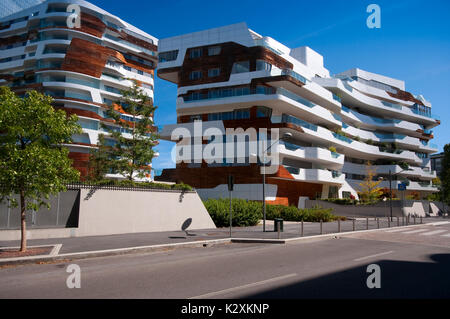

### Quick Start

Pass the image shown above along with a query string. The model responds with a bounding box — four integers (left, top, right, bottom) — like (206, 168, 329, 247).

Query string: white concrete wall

(0, 189, 216, 240)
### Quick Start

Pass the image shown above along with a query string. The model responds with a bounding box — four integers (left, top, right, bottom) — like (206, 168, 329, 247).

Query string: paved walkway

(0, 217, 445, 256)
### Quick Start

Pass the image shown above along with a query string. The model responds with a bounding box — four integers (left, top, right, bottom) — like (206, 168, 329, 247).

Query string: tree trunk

(20, 189, 27, 252)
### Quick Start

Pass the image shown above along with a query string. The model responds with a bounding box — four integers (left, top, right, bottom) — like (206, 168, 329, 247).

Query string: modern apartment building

(0, 0, 158, 180)
(0, 0, 45, 19)
(156, 23, 440, 206)
(431, 152, 445, 178)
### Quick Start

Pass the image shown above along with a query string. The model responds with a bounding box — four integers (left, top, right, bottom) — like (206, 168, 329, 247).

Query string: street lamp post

(259, 132, 292, 232)
(385, 168, 411, 221)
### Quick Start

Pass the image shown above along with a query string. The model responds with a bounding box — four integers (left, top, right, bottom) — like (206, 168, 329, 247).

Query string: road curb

(1, 221, 445, 266)
(0, 238, 232, 266)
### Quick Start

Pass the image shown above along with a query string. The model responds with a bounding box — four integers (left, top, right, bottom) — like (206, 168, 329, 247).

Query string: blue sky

(90, 0, 450, 172)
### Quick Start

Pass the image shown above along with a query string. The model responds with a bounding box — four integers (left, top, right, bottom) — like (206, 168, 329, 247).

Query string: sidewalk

(0, 217, 446, 265)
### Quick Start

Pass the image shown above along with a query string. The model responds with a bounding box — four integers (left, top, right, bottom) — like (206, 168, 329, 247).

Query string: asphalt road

(1, 222, 449, 299)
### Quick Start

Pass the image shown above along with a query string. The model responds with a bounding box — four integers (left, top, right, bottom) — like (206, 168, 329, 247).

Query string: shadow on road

(243, 254, 450, 299)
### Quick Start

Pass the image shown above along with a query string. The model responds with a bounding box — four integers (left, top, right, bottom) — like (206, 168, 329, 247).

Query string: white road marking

(50, 244, 62, 256)
(441, 233, 450, 237)
(420, 230, 448, 236)
(354, 251, 394, 262)
(431, 221, 450, 226)
(400, 229, 431, 234)
(189, 273, 298, 299)
(384, 228, 412, 233)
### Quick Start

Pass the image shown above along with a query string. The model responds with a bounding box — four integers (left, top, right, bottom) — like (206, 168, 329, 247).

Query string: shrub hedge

(80, 179, 193, 191)
(203, 199, 342, 227)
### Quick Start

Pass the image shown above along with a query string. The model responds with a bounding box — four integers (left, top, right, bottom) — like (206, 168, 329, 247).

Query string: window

(189, 70, 202, 80)
(138, 70, 144, 75)
(256, 106, 272, 118)
(208, 68, 220, 77)
(190, 115, 202, 122)
(208, 46, 221, 56)
(190, 48, 202, 59)
(256, 60, 272, 71)
(231, 61, 249, 74)
(124, 66, 132, 71)
(234, 109, 250, 120)
(342, 191, 352, 199)
(142, 83, 153, 90)
(158, 50, 178, 62)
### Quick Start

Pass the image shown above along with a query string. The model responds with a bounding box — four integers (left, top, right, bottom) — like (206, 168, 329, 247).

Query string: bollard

(338, 219, 341, 233)
(420, 216, 423, 224)
(388, 217, 391, 228)
(301, 220, 304, 237)
(352, 219, 356, 231)
(402, 216, 405, 226)
(278, 224, 281, 239)
(397, 216, 399, 227)
(414, 216, 416, 225)
(377, 218, 379, 229)
(366, 217, 369, 230)
(320, 220, 323, 235)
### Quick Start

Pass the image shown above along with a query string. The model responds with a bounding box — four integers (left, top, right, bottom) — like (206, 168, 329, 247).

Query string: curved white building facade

(156, 23, 440, 205)
(0, 0, 158, 180)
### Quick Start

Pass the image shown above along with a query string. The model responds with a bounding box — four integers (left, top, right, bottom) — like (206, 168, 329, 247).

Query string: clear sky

(89, 0, 450, 172)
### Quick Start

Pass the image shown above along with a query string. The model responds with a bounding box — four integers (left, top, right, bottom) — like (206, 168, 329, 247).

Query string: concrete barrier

(0, 188, 215, 240)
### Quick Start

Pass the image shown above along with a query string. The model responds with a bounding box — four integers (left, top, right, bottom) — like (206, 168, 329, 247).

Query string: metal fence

(0, 190, 80, 230)
(66, 181, 196, 193)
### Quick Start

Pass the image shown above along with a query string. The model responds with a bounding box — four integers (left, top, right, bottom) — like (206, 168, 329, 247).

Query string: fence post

(338, 219, 341, 233)
(301, 220, 304, 237)
(377, 218, 379, 229)
(366, 217, 369, 230)
(388, 216, 390, 228)
(414, 216, 416, 225)
(320, 220, 323, 235)
(353, 219, 356, 231)
(402, 216, 405, 226)
(397, 216, 399, 227)
(420, 216, 423, 224)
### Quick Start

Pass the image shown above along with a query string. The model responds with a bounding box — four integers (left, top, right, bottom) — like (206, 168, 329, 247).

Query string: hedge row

(203, 199, 341, 227)
(80, 179, 193, 191)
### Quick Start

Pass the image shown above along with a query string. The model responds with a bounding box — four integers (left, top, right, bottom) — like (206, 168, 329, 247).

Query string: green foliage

(87, 134, 111, 181)
(0, 87, 81, 211)
(202, 199, 341, 227)
(441, 143, 450, 205)
(98, 80, 158, 181)
(203, 198, 262, 227)
(265, 204, 339, 222)
(328, 146, 337, 153)
(358, 162, 383, 203)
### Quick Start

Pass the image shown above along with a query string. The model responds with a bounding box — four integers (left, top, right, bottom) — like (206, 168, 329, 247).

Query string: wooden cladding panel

(156, 165, 322, 206)
(387, 89, 424, 105)
(178, 42, 293, 87)
(61, 38, 125, 78)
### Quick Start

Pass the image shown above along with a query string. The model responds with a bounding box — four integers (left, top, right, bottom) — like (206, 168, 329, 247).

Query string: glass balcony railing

(254, 39, 284, 55)
(281, 69, 308, 84)
(381, 101, 403, 110)
(332, 132, 353, 144)
(281, 114, 318, 132)
(284, 166, 300, 175)
(374, 133, 406, 140)
(332, 94, 341, 102)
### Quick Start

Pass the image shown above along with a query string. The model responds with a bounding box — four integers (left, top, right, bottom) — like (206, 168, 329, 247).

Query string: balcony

(283, 166, 346, 185)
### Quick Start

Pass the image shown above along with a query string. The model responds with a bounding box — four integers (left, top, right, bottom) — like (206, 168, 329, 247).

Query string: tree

(87, 134, 111, 181)
(0, 87, 81, 252)
(440, 143, 450, 205)
(358, 162, 383, 203)
(99, 80, 158, 181)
